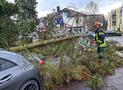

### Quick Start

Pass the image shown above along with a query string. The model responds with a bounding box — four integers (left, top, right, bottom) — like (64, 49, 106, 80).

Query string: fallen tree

(8, 35, 123, 90)
(27, 42, 123, 90)
(9, 35, 81, 51)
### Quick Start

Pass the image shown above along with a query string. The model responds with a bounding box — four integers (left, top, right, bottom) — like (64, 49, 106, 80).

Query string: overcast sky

(7, 0, 122, 17)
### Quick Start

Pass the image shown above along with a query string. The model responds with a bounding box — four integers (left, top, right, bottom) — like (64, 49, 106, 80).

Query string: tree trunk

(9, 35, 81, 51)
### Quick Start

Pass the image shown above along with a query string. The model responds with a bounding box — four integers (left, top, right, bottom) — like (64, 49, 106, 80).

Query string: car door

(0, 58, 23, 90)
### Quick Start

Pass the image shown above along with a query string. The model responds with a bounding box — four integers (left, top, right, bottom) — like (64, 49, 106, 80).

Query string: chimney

(57, 6, 60, 12)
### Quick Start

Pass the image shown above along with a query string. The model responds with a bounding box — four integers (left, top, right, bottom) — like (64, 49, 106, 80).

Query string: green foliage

(15, 0, 37, 43)
(0, 17, 18, 48)
(32, 39, 77, 57)
(27, 40, 123, 89)
(36, 61, 64, 90)
(76, 46, 121, 77)
(0, 0, 18, 48)
(0, 0, 18, 16)
(0, 0, 38, 47)
(89, 61, 115, 76)
(17, 19, 36, 36)
(89, 74, 103, 89)
(62, 64, 91, 82)
(29, 40, 91, 89)
(15, 0, 37, 19)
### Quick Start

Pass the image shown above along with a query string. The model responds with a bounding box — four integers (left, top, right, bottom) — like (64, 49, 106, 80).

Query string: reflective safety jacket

(95, 28, 106, 47)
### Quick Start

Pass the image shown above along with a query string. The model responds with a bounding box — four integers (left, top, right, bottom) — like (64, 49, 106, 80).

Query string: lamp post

(120, 0, 123, 32)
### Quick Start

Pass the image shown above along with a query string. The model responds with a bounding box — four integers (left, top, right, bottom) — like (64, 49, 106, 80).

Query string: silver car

(0, 49, 42, 90)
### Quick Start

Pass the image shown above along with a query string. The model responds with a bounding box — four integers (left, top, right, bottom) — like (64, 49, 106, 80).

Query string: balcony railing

(112, 16, 116, 21)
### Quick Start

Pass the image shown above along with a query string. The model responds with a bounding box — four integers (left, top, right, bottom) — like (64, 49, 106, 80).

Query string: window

(0, 58, 16, 72)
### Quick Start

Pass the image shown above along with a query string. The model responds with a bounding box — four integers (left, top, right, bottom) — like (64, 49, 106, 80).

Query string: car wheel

(20, 80, 39, 90)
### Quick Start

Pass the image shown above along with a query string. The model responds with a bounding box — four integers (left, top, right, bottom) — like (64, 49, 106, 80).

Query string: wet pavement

(57, 68, 123, 90)
(106, 36, 123, 47)
(101, 68, 123, 90)
(56, 80, 91, 90)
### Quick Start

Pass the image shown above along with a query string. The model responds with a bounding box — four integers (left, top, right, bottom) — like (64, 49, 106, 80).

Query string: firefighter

(94, 22, 107, 60)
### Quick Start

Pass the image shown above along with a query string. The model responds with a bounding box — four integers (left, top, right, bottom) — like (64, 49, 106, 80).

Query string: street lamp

(121, 0, 123, 32)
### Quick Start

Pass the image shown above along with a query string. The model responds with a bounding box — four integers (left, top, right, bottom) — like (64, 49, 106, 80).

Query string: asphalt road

(106, 36, 123, 46)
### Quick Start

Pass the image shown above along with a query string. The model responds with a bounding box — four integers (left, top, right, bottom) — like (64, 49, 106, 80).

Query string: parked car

(105, 31, 122, 37)
(0, 49, 43, 90)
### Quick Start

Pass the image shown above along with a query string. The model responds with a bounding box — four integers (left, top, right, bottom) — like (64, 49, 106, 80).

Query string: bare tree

(85, 1, 99, 30)
(86, 1, 98, 14)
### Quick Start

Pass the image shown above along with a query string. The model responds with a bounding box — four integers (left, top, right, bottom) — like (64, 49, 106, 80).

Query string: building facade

(37, 6, 107, 35)
(108, 7, 123, 32)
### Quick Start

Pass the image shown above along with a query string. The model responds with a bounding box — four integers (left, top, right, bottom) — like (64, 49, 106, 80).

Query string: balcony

(112, 16, 116, 21)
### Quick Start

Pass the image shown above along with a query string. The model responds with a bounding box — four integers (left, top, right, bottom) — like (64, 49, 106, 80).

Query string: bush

(89, 74, 103, 89)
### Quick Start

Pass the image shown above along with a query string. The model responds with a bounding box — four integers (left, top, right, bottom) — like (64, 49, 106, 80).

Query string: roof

(61, 8, 86, 17)
(47, 8, 86, 18)
(87, 14, 104, 16)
